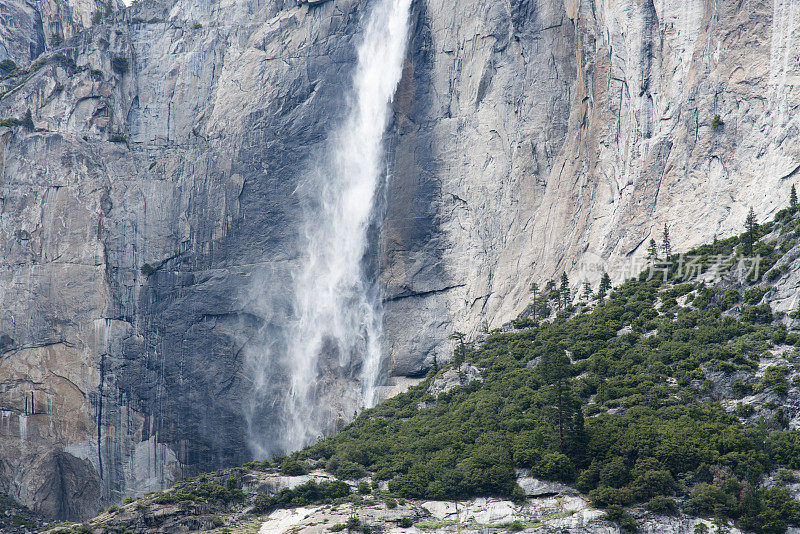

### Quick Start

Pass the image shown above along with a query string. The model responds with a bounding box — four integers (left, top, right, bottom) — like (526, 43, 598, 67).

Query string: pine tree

(22, 109, 34, 130)
(530, 282, 539, 321)
(581, 281, 592, 301)
(744, 207, 757, 256)
(791, 185, 798, 210)
(647, 238, 659, 264)
(449, 332, 466, 366)
(540, 345, 572, 451)
(545, 279, 558, 309)
(560, 272, 570, 309)
(662, 224, 672, 260)
(599, 272, 612, 297)
(566, 407, 589, 462)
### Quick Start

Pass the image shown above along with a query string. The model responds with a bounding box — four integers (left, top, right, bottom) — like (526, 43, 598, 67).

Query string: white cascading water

(277, 0, 413, 452)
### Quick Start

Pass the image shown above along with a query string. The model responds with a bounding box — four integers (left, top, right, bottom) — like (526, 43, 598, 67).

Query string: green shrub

(745, 287, 768, 305)
(111, 56, 129, 74)
(327, 458, 366, 480)
(152, 491, 195, 504)
(646, 495, 677, 514)
(0, 59, 16, 73)
(732, 379, 750, 398)
(251, 480, 350, 515)
(280, 459, 309, 476)
(52, 53, 76, 69)
(719, 289, 740, 310)
(774, 468, 797, 485)
(686, 484, 730, 517)
(0, 109, 31, 129)
(629, 470, 675, 501)
(589, 486, 620, 508)
(510, 483, 526, 504)
(534, 452, 575, 482)
(598, 457, 629, 488)
(762, 366, 789, 396)
(742, 304, 773, 324)
(605, 504, 637, 532)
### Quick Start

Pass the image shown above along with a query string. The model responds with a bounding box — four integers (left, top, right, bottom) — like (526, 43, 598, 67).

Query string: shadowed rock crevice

(382, 0, 452, 379)
(32, 452, 101, 521)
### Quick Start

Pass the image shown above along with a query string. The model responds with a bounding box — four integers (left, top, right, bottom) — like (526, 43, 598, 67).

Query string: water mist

(246, 0, 413, 456)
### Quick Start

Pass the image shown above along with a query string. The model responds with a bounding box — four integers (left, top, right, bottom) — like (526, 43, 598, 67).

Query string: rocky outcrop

(45, 466, 748, 534)
(0, 0, 110, 66)
(516, 471, 575, 497)
(427, 363, 482, 396)
(2, 0, 800, 521)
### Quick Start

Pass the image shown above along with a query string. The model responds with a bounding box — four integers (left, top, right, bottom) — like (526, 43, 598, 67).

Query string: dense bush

(280, 459, 309, 476)
(111, 56, 129, 74)
(760, 366, 789, 396)
(151, 480, 244, 505)
(252, 480, 350, 514)
(0, 59, 16, 73)
(646, 495, 677, 514)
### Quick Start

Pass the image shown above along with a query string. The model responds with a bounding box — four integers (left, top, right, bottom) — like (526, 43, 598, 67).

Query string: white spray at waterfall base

(271, 0, 412, 453)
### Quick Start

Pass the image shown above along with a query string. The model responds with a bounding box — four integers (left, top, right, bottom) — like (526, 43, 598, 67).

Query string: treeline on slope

(0, 494, 39, 532)
(48, 472, 366, 534)
(285, 199, 800, 533)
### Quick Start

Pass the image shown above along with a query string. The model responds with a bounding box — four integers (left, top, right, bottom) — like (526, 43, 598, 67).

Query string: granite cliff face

(386, 0, 800, 372)
(0, 0, 799, 521)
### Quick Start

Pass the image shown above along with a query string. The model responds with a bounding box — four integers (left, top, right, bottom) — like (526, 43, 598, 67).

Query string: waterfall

(282, 0, 413, 452)
(247, 0, 413, 455)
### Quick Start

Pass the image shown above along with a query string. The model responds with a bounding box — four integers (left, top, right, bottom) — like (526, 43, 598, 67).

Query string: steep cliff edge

(0, 0, 799, 521)
(385, 0, 800, 372)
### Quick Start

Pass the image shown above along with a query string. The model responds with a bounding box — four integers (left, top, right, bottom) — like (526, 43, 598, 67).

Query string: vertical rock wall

(383, 0, 800, 372)
(0, 0, 369, 518)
